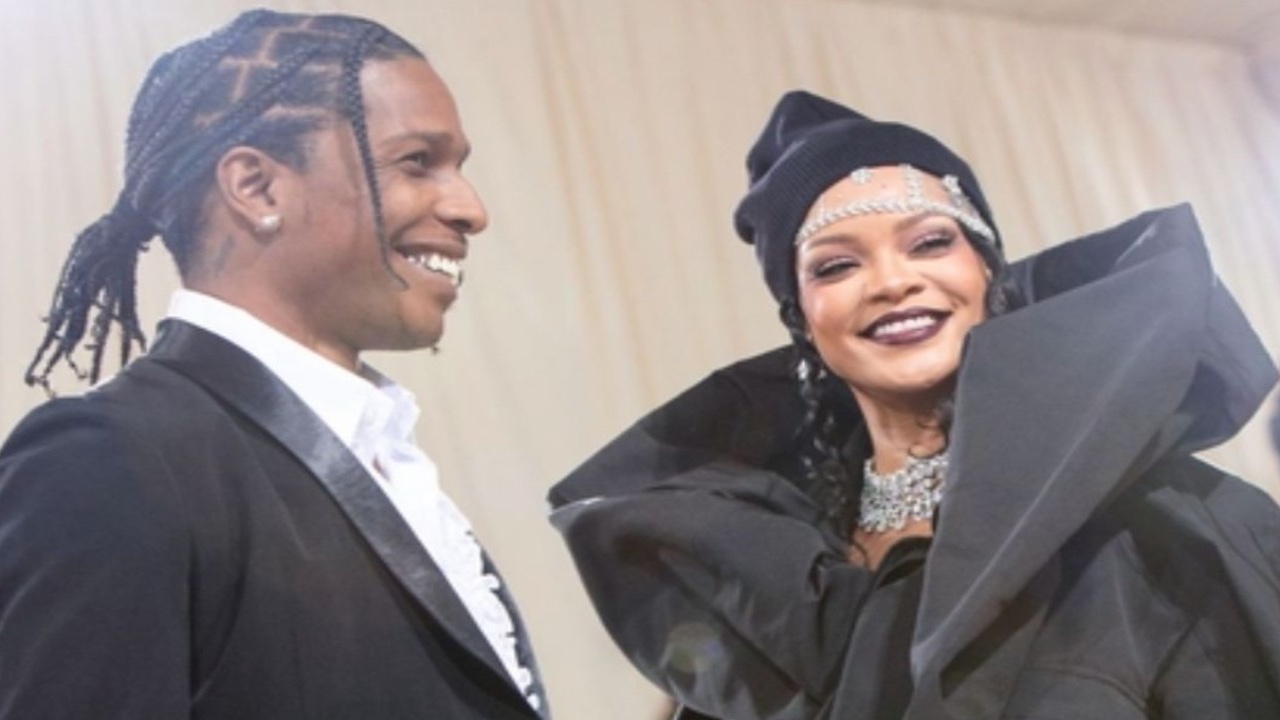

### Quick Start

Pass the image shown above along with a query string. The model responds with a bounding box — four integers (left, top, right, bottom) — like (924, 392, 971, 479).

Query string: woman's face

(795, 166, 989, 411)
(263, 56, 488, 367)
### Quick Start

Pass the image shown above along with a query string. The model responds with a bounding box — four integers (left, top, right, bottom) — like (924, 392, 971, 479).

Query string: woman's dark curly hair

(25, 9, 424, 392)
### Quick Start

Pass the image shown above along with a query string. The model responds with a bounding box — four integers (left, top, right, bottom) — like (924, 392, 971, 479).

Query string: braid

(24, 199, 153, 392)
(126, 11, 266, 187)
(26, 10, 425, 392)
(778, 297, 864, 534)
(340, 25, 405, 287)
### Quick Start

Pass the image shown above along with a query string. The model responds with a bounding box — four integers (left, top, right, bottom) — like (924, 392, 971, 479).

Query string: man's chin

(369, 322, 446, 355)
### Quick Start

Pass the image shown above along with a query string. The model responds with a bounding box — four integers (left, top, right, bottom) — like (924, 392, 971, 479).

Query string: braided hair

(782, 229, 1018, 535)
(25, 9, 424, 392)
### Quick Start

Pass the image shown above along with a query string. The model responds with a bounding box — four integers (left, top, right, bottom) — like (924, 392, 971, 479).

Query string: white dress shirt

(166, 289, 539, 711)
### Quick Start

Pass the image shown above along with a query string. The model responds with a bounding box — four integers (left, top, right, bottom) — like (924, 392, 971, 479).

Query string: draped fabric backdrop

(3, 0, 1279, 717)
(1252, 12, 1280, 118)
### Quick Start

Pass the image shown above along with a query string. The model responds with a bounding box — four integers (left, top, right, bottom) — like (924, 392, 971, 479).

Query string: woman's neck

(855, 390, 949, 473)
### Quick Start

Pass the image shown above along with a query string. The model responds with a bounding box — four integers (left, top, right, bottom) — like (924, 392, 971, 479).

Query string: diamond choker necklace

(857, 451, 949, 533)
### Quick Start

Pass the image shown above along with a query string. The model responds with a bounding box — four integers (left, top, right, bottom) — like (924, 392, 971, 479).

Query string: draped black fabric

(550, 204, 1280, 719)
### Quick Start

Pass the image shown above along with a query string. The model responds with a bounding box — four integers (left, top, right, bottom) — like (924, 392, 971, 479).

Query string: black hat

(733, 90, 1001, 304)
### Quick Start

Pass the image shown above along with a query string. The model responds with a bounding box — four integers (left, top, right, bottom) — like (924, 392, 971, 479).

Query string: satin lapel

(146, 320, 511, 684)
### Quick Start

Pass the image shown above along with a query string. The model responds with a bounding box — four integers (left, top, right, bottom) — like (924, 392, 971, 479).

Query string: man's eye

(400, 151, 433, 170)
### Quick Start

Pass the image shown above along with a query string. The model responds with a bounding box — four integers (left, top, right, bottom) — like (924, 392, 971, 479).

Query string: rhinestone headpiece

(795, 165, 995, 245)
(857, 450, 948, 533)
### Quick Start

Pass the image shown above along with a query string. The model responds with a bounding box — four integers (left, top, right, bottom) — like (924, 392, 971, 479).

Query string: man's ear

(214, 146, 285, 236)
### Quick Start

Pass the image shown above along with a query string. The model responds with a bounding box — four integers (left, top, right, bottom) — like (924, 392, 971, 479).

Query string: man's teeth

(407, 252, 462, 286)
(872, 314, 937, 338)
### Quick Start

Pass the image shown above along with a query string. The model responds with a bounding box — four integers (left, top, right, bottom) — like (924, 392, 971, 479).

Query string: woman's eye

(912, 231, 956, 254)
(810, 257, 858, 279)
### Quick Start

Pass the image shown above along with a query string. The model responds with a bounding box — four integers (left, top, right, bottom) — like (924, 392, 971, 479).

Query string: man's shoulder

(2, 354, 221, 464)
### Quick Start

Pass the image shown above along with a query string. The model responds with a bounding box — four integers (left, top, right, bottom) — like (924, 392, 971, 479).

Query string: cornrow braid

(25, 10, 425, 392)
(125, 11, 267, 191)
(340, 24, 406, 288)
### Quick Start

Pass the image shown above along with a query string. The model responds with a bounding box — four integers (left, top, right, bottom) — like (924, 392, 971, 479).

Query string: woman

(549, 91, 1280, 719)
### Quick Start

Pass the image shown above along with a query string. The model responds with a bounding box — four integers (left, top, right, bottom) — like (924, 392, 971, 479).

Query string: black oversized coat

(550, 205, 1280, 719)
(0, 321, 547, 719)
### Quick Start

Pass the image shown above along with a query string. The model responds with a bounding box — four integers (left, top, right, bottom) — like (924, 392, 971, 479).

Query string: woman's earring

(256, 214, 282, 234)
(796, 357, 812, 382)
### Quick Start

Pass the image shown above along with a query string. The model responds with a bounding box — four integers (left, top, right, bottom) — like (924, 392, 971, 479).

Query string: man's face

(264, 57, 488, 369)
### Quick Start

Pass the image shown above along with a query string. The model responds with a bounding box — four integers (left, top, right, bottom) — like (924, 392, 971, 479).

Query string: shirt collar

(164, 289, 418, 450)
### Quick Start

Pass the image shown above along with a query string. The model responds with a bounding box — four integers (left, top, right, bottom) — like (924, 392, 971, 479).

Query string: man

(0, 10, 546, 719)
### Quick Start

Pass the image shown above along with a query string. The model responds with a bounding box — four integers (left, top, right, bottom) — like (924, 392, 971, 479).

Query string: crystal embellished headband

(795, 164, 996, 245)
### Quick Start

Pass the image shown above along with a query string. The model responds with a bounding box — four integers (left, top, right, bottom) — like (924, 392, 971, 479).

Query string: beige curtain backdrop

(1251, 11, 1280, 116)
(3, 0, 1279, 717)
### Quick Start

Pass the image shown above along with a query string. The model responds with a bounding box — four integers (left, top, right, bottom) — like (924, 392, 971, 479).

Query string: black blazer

(0, 320, 547, 719)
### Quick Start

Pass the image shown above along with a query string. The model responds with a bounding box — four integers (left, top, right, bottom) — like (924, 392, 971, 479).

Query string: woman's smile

(860, 307, 950, 345)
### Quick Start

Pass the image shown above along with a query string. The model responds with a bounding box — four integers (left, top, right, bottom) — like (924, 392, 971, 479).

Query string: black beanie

(733, 90, 1002, 304)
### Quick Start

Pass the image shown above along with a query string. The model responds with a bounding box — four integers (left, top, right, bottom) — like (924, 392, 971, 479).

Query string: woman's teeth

(872, 314, 936, 338)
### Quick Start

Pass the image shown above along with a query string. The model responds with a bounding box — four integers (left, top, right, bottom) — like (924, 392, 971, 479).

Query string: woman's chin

(850, 370, 958, 414)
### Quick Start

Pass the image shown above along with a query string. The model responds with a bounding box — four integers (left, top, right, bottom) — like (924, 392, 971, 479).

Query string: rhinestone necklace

(857, 452, 949, 533)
